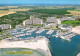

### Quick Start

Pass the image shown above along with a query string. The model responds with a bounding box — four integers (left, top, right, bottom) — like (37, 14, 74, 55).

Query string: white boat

(25, 32, 31, 35)
(53, 35, 58, 38)
(60, 36, 65, 39)
(60, 35, 72, 41)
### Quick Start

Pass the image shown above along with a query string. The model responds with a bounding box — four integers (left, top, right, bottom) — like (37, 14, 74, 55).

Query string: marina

(8, 29, 77, 41)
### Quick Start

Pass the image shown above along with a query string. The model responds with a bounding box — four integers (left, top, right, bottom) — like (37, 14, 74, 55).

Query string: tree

(0, 28, 2, 32)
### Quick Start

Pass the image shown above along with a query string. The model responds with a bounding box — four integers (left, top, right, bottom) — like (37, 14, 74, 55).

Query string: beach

(0, 37, 52, 56)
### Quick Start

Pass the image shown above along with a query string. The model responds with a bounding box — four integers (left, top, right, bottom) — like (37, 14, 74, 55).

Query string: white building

(46, 17, 57, 23)
(59, 24, 72, 30)
(23, 19, 32, 25)
(16, 25, 23, 29)
(30, 15, 35, 19)
(0, 24, 11, 30)
(56, 19, 61, 24)
(59, 17, 75, 21)
(33, 18, 43, 25)
(46, 17, 61, 24)
(45, 23, 57, 29)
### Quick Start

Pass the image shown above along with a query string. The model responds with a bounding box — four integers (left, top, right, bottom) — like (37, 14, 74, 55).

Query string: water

(8, 29, 80, 56)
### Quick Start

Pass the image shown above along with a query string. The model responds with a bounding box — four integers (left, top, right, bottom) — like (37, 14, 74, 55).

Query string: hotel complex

(23, 16, 43, 26)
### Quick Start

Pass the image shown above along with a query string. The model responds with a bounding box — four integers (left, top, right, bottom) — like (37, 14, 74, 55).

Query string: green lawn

(62, 20, 80, 27)
(32, 24, 44, 27)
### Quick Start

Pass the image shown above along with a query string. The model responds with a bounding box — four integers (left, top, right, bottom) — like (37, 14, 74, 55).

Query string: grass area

(0, 38, 2, 40)
(32, 24, 44, 27)
(0, 10, 9, 12)
(0, 30, 4, 33)
(68, 10, 80, 11)
(62, 20, 80, 27)
(6, 34, 13, 38)
(0, 30, 13, 40)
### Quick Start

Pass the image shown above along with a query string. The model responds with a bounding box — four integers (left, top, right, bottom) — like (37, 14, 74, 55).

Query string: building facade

(33, 18, 43, 25)
(59, 24, 72, 30)
(23, 18, 43, 26)
(59, 17, 75, 21)
(46, 17, 57, 23)
(0, 24, 11, 30)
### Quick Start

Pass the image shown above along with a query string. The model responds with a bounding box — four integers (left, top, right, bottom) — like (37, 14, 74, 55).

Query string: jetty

(27, 29, 36, 32)
(36, 29, 45, 33)
(15, 34, 26, 37)
(60, 33, 76, 40)
(21, 29, 28, 32)
(46, 30, 54, 34)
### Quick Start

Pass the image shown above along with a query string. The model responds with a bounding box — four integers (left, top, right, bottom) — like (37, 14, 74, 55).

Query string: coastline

(0, 37, 52, 56)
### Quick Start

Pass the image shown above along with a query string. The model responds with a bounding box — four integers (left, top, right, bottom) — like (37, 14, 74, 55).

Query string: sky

(0, 0, 80, 5)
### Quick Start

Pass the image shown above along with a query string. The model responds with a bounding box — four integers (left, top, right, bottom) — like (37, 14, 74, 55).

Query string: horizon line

(0, 3, 80, 6)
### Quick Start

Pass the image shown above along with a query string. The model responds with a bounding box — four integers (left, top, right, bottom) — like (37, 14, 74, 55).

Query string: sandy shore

(72, 26, 80, 34)
(0, 38, 52, 56)
(0, 39, 48, 50)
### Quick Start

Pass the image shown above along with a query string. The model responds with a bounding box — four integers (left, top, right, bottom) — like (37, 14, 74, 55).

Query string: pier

(36, 29, 45, 33)
(27, 29, 36, 32)
(15, 34, 26, 37)
(46, 30, 54, 34)
(60, 33, 76, 40)
(21, 29, 28, 32)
